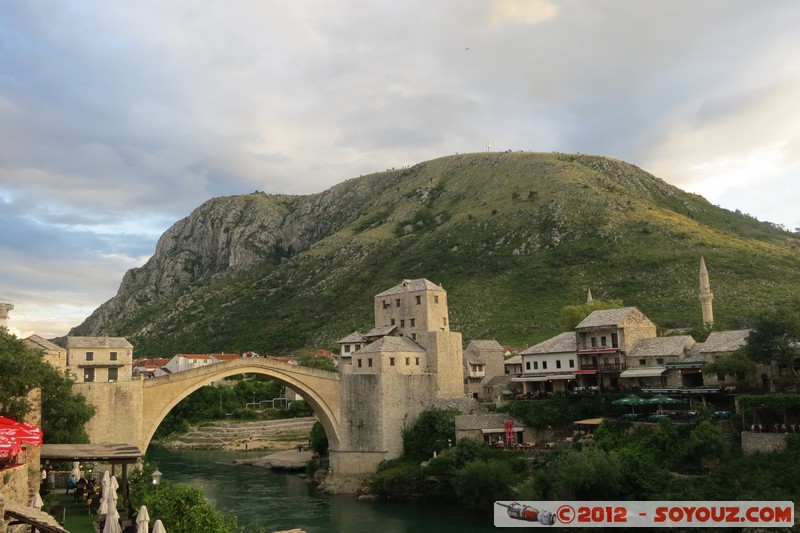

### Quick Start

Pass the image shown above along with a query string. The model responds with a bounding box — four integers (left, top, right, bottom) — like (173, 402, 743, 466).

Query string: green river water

(145, 447, 501, 533)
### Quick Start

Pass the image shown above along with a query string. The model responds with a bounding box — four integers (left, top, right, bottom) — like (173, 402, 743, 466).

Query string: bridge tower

(330, 279, 463, 476)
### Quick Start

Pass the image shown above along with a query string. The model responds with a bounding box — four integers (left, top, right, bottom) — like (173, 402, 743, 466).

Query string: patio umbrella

(98, 471, 111, 515)
(0, 416, 43, 446)
(29, 492, 44, 510)
(643, 395, 682, 412)
(135, 506, 150, 533)
(0, 435, 22, 458)
(103, 505, 122, 533)
(152, 519, 167, 533)
(611, 395, 644, 413)
(71, 461, 82, 480)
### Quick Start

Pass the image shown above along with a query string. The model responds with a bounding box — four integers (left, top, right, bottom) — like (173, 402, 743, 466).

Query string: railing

(580, 363, 626, 371)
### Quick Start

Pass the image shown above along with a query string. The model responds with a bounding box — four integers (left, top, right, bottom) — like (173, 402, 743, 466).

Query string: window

(86, 351, 94, 361)
(406, 357, 410, 366)
(108, 368, 118, 381)
(525, 361, 531, 370)
(542, 361, 548, 370)
(611, 333, 618, 348)
(110, 351, 118, 361)
(411, 333, 416, 340)
(600, 336, 607, 347)
(591, 337, 597, 348)
(639, 358, 646, 366)
(416, 296, 421, 305)
(400, 319, 405, 327)
(556, 360, 562, 369)
(410, 318, 415, 327)
(434, 295, 439, 304)
(368, 358, 373, 367)
(383, 300, 389, 309)
(656, 358, 664, 365)
(415, 357, 420, 365)
(569, 359, 575, 368)
(355, 344, 361, 351)
(344, 345, 351, 353)
(533, 361, 538, 370)
(83, 368, 95, 382)
(395, 299, 401, 307)
(443, 317, 447, 326)
(357, 359, 362, 368)
(390, 358, 395, 366)
(391, 318, 396, 325)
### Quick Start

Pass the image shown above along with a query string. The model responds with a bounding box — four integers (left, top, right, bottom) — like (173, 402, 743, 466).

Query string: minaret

(699, 257, 714, 324)
(0, 302, 13, 329)
(585, 289, 593, 305)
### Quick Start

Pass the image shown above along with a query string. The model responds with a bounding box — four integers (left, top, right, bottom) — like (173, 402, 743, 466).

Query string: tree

(452, 459, 519, 514)
(704, 350, 756, 384)
(743, 307, 800, 386)
(309, 420, 328, 455)
(402, 408, 457, 460)
(145, 483, 237, 533)
(0, 328, 94, 441)
(559, 299, 625, 330)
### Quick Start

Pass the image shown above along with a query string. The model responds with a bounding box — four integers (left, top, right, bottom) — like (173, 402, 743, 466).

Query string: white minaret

(0, 302, 13, 329)
(699, 257, 714, 325)
(585, 289, 593, 305)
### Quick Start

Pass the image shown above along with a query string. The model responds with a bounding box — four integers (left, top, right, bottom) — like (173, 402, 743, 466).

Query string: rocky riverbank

(156, 416, 316, 451)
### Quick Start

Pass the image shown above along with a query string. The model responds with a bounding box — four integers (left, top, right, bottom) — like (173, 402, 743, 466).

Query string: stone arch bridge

(76, 358, 341, 460)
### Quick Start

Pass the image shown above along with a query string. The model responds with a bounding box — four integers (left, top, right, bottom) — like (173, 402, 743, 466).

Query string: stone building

(620, 335, 696, 389)
(333, 278, 465, 476)
(24, 334, 67, 374)
(515, 332, 577, 394)
(66, 336, 133, 383)
(462, 339, 505, 400)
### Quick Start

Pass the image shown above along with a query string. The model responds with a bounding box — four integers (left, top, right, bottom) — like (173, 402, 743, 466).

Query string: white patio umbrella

(29, 492, 43, 510)
(152, 519, 167, 533)
(71, 461, 82, 480)
(135, 505, 150, 533)
(98, 472, 111, 515)
(103, 505, 122, 533)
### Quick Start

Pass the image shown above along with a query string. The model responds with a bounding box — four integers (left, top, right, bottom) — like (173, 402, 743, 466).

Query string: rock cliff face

(68, 152, 800, 355)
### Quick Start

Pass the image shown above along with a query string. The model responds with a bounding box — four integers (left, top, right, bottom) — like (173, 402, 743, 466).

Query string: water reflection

(145, 447, 493, 532)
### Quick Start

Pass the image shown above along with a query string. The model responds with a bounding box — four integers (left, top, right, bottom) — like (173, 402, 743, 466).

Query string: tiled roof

(575, 307, 639, 329)
(211, 353, 240, 361)
(455, 413, 525, 430)
(432, 397, 487, 414)
(467, 339, 505, 351)
(24, 334, 64, 351)
(337, 331, 367, 343)
(519, 332, 576, 355)
(484, 374, 513, 388)
(66, 336, 133, 349)
(696, 330, 751, 353)
(464, 350, 486, 365)
(504, 354, 522, 365)
(374, 278, 444, 297)
(356, 335, 426, 354)
(364, 325, 397, 338)
(629, 336, 695, 357)
(177, 354, 211, 360)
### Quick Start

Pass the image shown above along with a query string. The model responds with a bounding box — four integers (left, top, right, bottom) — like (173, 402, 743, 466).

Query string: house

(687, 330, 765, 389)
(620, 336, 696, 389)
(65, 336, 133, 383)
(165, 354, 213, 373)
(575, 307, 657, 390)
(24, 334, 67, 374)
(515, 332, 578, 394)
(504, 354, 523, 376)
(336, 332, 367, 362)
(462, 339, 505, 400)
(454, 413, 532, 446)
(132, 358, 170, 379)
(210, 353, 241, 363)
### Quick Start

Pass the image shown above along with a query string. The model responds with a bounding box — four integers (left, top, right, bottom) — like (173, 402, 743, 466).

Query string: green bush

(402, 408, 457, 460)
(309, 421, 328, 455)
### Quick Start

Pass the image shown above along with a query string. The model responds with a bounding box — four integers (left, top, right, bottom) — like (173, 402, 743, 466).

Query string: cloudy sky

(2, 1, 799, 339)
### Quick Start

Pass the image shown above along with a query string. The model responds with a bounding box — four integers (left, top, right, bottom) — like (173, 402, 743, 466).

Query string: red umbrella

(0, 434, 22, 458)
(0, 416, 43, 447)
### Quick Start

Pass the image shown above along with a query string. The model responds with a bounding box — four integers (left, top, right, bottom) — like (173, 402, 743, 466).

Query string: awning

(2, 499, 69, 533)
(511, 376, 548, 382)
(40, 443, 142, 463)
(0, 416, 43, 447)
(481, 428, 507, 434)
(545, 374, 575, 380)
(620, 368, 666, 378)
(575, 370, 599, 375)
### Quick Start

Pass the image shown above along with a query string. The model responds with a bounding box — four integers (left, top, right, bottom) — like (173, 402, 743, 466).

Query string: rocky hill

(68, 152, 800, 356)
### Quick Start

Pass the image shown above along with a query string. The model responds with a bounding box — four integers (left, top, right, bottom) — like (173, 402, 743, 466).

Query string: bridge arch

(140, 359, 340, 452)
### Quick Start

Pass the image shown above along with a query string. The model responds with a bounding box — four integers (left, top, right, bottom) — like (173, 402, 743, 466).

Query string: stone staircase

(161, 417, 317, 450)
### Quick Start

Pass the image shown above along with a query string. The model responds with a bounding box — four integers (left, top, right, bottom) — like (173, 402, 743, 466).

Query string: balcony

(580, 363, 626, 372)
(468, 370, 486, 378)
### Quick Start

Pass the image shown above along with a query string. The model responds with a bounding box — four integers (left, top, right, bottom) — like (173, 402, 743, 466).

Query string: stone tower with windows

(332, 279, 464, 477)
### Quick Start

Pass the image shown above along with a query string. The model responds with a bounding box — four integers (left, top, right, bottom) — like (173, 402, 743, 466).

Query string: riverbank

(155, 416, 315, 451)
(233, 448, 314, 471)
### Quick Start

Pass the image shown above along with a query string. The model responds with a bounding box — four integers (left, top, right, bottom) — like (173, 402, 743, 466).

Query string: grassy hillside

(74, 152, 800, 356)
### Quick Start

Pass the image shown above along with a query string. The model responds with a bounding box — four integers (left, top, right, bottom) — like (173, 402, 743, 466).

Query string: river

(145, 447, 498, 532)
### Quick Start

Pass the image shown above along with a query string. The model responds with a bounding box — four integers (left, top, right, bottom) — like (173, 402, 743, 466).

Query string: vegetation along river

(145, 447, 496, 533)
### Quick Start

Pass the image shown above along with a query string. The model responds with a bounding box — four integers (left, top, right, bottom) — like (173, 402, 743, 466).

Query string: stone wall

(741, 432, 795, 454)
(424, 331, 463, 398)
(75, 380, 144, 446)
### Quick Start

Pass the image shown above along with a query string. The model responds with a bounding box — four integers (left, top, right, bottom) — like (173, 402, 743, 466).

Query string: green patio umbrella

(643, 395, 682, 412)
(611, 395, 644, 413)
